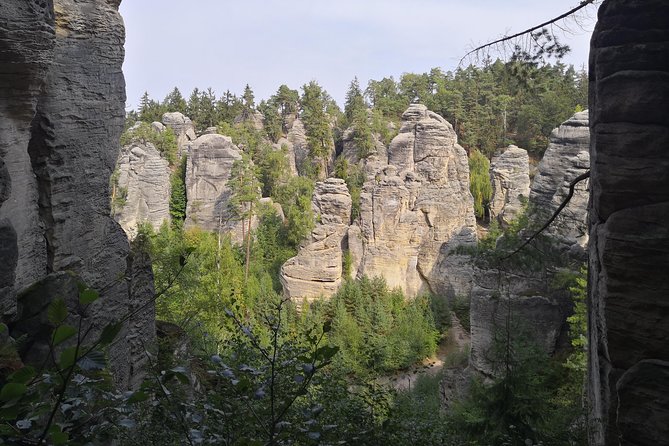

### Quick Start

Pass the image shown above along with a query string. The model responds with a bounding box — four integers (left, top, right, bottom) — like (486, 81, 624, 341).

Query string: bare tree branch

(459, 0, 598, 65)
(502, 170, 590, 260)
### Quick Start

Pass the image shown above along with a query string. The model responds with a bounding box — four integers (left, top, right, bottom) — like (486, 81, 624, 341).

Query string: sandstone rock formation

(280, 178, 351, 302)
(113, 142, 171, 238)
(0, 0, 154, 388)
(469, 111, 590, 377)
(184, 134, 246, 242)
(356, 104, 477, 298)
(530, 111, 590, 257)
(489, 145, 530, 226)
(588, 1, 669, 444)
(162, 112, 196, 157)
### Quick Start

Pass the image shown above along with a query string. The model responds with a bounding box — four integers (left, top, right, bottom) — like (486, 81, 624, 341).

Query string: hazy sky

(120, 0, 597, 110)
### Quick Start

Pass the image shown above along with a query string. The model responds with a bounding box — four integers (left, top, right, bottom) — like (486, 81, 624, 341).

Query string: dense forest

(2, 57, 589, 445)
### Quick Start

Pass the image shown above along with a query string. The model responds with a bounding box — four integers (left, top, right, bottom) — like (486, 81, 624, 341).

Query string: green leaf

(49, 425, 69, 445)
(0, 406, 19, 421)
(126, 390, 149, 404)
(47, 299, 68, 325)
(314, 345, 339, 362)
(79, 287, 99, 305)
(0, 323, 7, 334)
(98, 322, 122, 346)
(77, 350, 106, 371)
(322, 320, 332, 333)
(0, 383, 27, 401)
(59, 347, 77, 369)
(52, 324, 77, 346)
(8, 366, 36, 385)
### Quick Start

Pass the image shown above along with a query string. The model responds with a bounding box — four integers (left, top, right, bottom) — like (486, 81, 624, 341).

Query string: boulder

(489, 145, 530, 226)
(113, 142, 171, 238)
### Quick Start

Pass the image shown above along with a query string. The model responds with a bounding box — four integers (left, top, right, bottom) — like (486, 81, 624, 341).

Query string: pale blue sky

(120, 0, 597, 110)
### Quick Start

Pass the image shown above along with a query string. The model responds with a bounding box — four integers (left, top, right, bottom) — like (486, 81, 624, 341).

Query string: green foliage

(110, 166, 127, 215)
(301, 81, 335, 177)
(429, 294, 452, 335)
(256, 143, 290, 198)
(326, 277, 439, 375)
(451, 295, 471, 333)
(120, 122, 178, 165)
(469, 149, 492, 220)
(344, 77, 366, 125)
(162, 86, 188, 114)
(138, 91, 167, 123)
(169, 156, 187, 223)
(450, 321, 586, 445)
(227, 153, 261, 224)
(333, 157, 365, 221)
(379, 373, 452, 445)
(272, 176, 315, 248)
(257, 99, 282, 142)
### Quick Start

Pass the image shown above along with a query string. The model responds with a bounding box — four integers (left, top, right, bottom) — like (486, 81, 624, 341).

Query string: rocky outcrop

(530, 111, 590, 257)
(184, 134, 246, 242)
(489, 145, 530, 226)
(0, 0, 154, 389)
(280, 178, 351, 302)
(356, 105, 477, 298)
(469, 111, 590, 376)
(588, 1, 669, 444)
(162, 112, 196, 157)
(113, 142, 171, 238)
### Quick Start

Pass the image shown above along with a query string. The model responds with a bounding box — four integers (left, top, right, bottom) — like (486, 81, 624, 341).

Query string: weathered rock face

(356, 104, 477, 298)
(530, 111, 590, 257)
(162, 112, 196, 157)
(469, 111, 590, 376)
(0, 0, 155, 388)
(113, 142, 171, 238)
(287, 119, 309, 176)
(588, 1, 669, 444)
(0, 1, 56, 315)
(280, 178, 351, 302)
(184, 134, 246, 241)
(489, 145, 530, 226)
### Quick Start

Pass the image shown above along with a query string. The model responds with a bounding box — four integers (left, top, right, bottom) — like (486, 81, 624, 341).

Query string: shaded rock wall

(530, 110, 590, 257)
(0, 1, 56, 315)
(470, 111, 590, 376)
(0, 0, 155, 388)
(588, 1, 669, 444)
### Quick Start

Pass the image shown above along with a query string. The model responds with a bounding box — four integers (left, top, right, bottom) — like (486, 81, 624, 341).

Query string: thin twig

(459, 0, 597, 65)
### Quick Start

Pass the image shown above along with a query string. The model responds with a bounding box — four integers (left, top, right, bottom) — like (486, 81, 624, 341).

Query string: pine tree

(344, 77, 366, 124)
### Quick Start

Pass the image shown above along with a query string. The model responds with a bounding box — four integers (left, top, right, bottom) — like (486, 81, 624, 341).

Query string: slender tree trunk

(244, 202, 253, 282)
